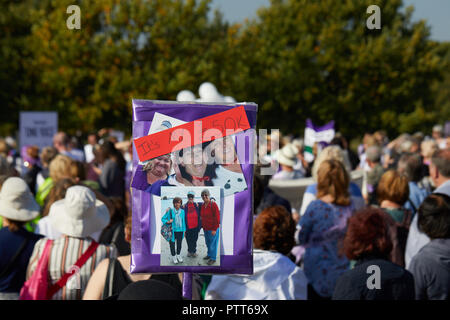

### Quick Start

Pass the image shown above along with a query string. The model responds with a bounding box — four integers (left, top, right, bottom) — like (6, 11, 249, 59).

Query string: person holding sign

(162, 197, 186, 264)
(183, 191, 201, 258)
(200, 189, 220, 266)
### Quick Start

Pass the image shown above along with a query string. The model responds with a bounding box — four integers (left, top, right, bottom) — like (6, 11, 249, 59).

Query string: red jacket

(200, 201, 220, 231)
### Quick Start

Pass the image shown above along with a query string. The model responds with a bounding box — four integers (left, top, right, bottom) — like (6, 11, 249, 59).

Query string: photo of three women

(161, 188, 221, 266)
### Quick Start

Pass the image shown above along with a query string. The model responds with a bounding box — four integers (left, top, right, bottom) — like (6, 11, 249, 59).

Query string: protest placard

(130, 100, 257, 275)
(19, 112, 58, 150)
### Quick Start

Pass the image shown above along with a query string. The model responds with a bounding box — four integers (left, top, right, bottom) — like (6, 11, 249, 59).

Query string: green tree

(25, 0, 229, 134)
(229, 0, 444, 139)
(0, 0, 38, 136)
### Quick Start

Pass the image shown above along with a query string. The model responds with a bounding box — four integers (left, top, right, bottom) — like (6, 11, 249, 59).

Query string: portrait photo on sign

(132, 113, 248, 197)
(160, 186, 222, 267)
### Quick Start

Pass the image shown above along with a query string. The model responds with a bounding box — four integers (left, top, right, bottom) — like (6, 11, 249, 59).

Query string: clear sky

(211, 0, 450, 42)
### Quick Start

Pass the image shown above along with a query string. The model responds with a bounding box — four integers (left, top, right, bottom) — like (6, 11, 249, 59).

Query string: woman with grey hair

(200, 189, 221, 266)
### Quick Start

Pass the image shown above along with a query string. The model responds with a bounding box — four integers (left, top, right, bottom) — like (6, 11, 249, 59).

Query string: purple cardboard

(130, 100, 257, 274)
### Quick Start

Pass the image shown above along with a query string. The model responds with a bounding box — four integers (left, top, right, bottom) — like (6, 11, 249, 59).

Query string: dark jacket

(332, 257, 415, 300)
(0, 227, 43, 293)
(408, 238, 450, 300)
(256, 186, 292, 215)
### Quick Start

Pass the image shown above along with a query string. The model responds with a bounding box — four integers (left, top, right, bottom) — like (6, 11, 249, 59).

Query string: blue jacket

(162, 208, 185, 242)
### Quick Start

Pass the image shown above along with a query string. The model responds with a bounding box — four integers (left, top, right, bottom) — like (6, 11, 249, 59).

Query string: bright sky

(211, 0, 450, 42)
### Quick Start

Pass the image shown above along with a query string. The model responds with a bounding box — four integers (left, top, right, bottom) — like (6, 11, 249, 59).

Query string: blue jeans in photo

(204, 228, 220, 261)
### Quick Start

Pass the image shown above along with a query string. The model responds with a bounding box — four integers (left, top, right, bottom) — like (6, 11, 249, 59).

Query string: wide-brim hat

(277, 144, 299, 167)
(49, 185, 110, 238)
(0, 177, 40, 222)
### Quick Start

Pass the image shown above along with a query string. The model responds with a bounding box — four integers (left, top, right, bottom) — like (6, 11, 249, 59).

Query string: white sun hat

(48, 185, 110, 238)
(0, 177, 40, 221)
(277, 144, 299, 167)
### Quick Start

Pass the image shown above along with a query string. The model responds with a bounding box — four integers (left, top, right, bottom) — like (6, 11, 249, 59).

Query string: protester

(35, 178, 76, 239)
(205, 205, 307, 300)
(53, 132, 84, 162)
(299, 145, 364, 216)
(98, 141, 126, 198)
(405, 148, 450, 268)
(200, 189, 221, 266)
(292, 138, 310, 176)
(330, 134, 360, 170)
(272, 143, 305, 180)
(397, 153, 430, 215)
(420, 139, 439, 190)
(35, 146, 58, 193)
(254, 169, 292, 216)
(25, 185, 117, 299)
(35, 154, 75, 207)
(408, 193, 450, 300)
(98, 197, 130, 256)
(377, 170, 411, 223)
(0, 177, 43, 300)
(298, 159, 357, 299)
(83, 213, 189, 300)
(84, 132, 99, 163)
(162, 197, 186, 264)
(432, 124, 447, 149)
(376, 170, 412, 267)
(22, 145, 41, 196)
(363, 145, 384, 205)
(332, 208, 415, 300)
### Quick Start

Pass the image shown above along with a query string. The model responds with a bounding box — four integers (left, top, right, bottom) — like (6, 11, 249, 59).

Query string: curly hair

(343, 207, 392, 260)
(253, 205, 296, 255)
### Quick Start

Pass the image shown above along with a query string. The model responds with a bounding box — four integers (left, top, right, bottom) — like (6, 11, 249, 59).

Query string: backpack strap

(0, 237, 29, 278)
(47, 241, 99, 299)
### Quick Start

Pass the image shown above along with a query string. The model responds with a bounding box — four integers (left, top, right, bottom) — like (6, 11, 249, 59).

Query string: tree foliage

(0, 0, 447, 139)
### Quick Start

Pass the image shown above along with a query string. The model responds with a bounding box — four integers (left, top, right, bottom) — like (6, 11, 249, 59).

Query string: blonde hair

(312, 145, 351, 181)
(49, 154, 75, 181)
(421, 140, 439, 159)
(317, 160, 351, 206)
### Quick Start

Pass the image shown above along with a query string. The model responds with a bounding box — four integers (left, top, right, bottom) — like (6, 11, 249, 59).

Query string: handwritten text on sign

(134, 106, 250, 162)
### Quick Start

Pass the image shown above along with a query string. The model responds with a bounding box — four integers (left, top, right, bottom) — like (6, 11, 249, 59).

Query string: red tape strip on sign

(134, 106, 250, 163)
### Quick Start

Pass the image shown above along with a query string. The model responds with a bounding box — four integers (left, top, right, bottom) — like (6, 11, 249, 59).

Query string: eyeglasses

(201, 194, 209, 198)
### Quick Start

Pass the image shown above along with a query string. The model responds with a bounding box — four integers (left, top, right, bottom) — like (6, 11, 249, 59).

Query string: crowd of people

(0, 122, 449, 300)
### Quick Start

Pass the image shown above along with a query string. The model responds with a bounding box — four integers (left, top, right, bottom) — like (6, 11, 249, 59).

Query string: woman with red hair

(332, 208, 415, 300)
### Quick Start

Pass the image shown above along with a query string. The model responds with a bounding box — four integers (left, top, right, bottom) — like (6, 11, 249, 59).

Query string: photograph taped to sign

(130, 100, 257, 274)
(160, 186, 222, 267)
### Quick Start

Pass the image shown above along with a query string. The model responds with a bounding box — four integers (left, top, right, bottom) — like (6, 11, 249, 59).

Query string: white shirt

(205, 249, 307, 300)
(84, 144, 95, 163)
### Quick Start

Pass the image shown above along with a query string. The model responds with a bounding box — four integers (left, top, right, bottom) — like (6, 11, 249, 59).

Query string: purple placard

(130, 100, 257, 274)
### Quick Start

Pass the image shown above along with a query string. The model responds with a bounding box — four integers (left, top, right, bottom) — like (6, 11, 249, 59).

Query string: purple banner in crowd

(130, 100, 257, 275)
